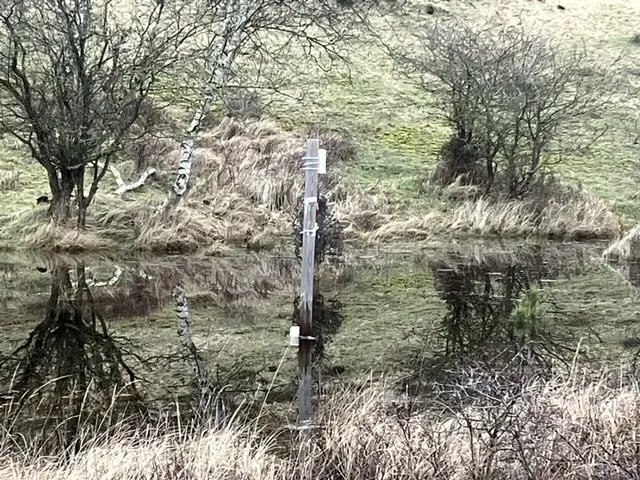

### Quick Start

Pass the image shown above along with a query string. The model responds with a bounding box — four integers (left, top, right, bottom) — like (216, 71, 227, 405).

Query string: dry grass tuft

(1, 208, 117, 251)
(128, 118, 375, 252)
(370, 192, 620, 243)
(451, 193, 620, 240)
(132, 134, 178, 173)
(303, 124, 358, 166)
(0, 170, 20, 191)
(368, 212, 444, 242)
(132, 202, 287, 254)
(3, 367, 640, 479)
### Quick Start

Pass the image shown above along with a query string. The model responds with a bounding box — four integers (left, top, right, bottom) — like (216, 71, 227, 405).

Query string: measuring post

(297, 138, 320, 427)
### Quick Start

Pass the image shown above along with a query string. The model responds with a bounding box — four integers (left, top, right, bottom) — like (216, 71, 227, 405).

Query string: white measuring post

(297, 138, 321, 427)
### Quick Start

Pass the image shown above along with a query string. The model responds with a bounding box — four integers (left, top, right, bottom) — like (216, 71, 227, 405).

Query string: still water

(0, 241, 638, 450)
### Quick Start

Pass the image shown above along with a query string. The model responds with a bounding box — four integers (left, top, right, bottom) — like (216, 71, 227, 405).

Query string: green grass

(266, 0, 640, 229)
(2, 1, 638, 248)
(0, 144, 50, 214)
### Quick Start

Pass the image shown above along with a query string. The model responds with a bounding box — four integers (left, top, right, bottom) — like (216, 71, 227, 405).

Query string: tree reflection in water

(424, 247, 590, 376)
(1, 261, 143, 453)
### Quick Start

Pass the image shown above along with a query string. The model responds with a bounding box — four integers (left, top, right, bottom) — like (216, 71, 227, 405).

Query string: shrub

(396, 18, 613, 198)
(222, 89, 265, 120)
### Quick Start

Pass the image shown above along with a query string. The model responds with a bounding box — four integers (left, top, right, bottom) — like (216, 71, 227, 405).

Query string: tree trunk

(158, 0, 250, 214)
(48, 169, 75, 222)
(75, 166, 87, 229)
(485, 157, 495, 195)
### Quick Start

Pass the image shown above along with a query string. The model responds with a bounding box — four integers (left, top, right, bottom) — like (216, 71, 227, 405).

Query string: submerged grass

(3, 366, 640, 479)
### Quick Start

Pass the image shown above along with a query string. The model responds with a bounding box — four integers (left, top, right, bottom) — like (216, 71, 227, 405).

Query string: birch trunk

(101, 162, 156, 196)
(172, 286, 209, 397)
(158, 0, 250, 214)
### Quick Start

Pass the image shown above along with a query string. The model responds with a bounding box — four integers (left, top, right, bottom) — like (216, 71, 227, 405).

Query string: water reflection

(0, 243, 637, 453)
(604, 259, 640, 354)
(0, 259, 143, 453)
(422, 245, 592, 373)
(0, 251, 308, 448)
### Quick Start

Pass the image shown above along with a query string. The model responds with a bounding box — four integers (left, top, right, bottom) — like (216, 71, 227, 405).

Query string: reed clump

(2, 366, 640, 480)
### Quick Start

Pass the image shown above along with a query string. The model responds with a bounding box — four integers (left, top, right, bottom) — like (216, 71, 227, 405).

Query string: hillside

(0, 0, 637, 253)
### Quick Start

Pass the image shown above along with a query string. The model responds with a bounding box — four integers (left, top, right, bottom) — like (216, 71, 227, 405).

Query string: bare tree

(0, 0, 206, 226)
(159, 0, 385, 212)
(395, 19, 615, 198)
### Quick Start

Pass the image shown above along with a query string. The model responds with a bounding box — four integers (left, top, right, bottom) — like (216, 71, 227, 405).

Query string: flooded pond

(0, 241, 639, 450)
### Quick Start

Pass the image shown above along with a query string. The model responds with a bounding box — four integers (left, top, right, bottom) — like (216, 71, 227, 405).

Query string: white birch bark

(158, 0, 250, 213)
(99, 162, 156, 196)
(172, 286, 209, 398)
(70, 266, 123, 290)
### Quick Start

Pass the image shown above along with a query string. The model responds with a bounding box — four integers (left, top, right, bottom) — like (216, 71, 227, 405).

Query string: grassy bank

(2, 365, 640, 480)
(0, 118, 623, 253)
(0, 0, 637, 253)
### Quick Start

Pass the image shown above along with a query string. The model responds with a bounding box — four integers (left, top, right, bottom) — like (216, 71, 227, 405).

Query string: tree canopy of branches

(160, 0, 388, 211)
(396, 19, 614, 198)
(0, 0, 205, 226)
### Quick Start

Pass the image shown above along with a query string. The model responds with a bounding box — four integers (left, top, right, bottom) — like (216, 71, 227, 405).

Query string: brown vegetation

(0, 116, 621, 252)
(370, 189, 620, 242)
(136, 119, 361, 253)
(2, 366, 640, 479)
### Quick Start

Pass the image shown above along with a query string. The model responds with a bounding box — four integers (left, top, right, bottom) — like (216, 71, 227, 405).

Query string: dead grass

(3, 365, 640, 480)
(1, 207, 121, 252)
(129, 118, 363, 253)
(451, 194, 621, 240)
(0, 83, 625, 255)
(370, 192, 621, 243)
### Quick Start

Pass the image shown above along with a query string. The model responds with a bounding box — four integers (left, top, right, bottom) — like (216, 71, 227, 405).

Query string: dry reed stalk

(3, 367, 640, 480)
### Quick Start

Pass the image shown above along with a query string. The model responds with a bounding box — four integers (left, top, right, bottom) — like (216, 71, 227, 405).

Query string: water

(0, 242, 639, 451)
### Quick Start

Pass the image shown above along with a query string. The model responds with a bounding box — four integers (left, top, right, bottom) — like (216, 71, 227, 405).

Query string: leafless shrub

(222, 89, 265, 120)
(396, 18, 614, 198)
